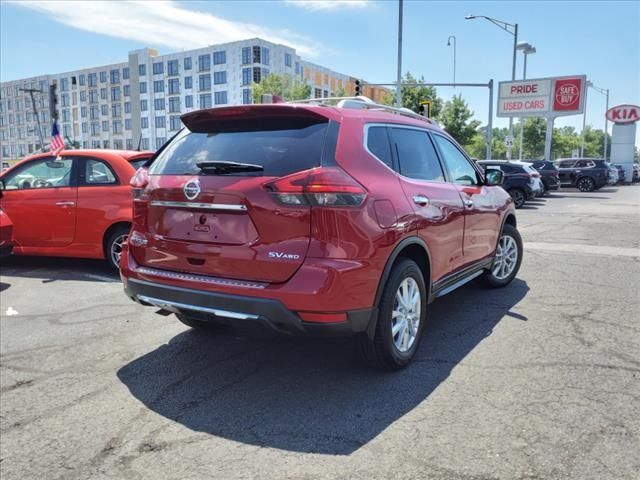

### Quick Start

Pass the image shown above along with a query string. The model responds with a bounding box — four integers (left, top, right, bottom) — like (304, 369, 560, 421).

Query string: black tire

(105, 225, 129, 271)
(576, 176, 595, 192)
(479, 224, 523, 288)
(359, 258, 427, 370)
(508, 188, 526, 209)
(540, 181, 548, 197)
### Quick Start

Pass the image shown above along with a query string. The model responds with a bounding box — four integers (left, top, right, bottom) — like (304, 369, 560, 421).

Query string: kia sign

(498, 75, 587, 118)
(606, 104, 640, 124)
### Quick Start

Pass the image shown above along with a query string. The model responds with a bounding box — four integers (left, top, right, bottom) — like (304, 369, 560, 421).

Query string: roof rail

(288, 96, 437, 125)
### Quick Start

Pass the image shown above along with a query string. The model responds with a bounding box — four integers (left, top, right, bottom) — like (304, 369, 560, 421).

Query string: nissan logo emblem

(183, 179, 201, 200)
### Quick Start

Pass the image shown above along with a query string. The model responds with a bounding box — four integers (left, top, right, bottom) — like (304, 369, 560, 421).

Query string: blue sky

(1, 0, 638, 140)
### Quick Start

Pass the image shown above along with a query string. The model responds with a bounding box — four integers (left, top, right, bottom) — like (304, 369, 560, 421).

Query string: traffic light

(418, 100, 432, 118)
(355, 79, 361, 96)
(49, 83, 58, 120)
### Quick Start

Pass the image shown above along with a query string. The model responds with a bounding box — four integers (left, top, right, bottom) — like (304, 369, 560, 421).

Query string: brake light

(130, 167, 149, 200)
(130, 167, 149, 188)
(264, 167, 367, 207)
(130, 167, 149, 226)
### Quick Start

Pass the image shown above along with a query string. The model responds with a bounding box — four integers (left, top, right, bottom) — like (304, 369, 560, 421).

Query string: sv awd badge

(268, 251, 300, 260)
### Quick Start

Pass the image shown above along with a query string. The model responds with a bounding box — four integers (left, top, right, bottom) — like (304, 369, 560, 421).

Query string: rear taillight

(264, 167, 367, 207)
(531, 172, 540, 178)
(130, 167, 150, 226)
(130, 167, 149, 200)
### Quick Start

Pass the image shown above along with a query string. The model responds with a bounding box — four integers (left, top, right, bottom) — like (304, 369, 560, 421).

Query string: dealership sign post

(606, 104, 640, 181)
(497, 75, 587, 161)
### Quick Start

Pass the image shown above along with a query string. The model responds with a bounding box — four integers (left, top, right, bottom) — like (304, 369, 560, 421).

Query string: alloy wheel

(492, 235, 518, 280)
(110, 234, 127, 268)
(577, 177, 594, 192)
(392, 277, 421, 353)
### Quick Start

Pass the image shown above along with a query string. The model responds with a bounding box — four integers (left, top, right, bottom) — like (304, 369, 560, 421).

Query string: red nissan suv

(121, 98, 522, 369)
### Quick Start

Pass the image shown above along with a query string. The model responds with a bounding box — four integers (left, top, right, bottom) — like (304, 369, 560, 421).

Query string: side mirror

(484, 168, 503, 186)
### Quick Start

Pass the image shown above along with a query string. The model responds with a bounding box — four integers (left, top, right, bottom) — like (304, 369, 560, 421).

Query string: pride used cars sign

(498, 75, 586, 118)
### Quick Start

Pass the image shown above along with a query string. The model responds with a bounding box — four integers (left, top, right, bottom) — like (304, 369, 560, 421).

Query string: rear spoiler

(181, 105, 332, 133)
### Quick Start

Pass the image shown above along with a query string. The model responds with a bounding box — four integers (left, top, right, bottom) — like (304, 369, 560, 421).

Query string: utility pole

(580, 87, 588, 157)
(604, 88, 609, 159)
(396, 0, 403, 108)
(19, 88, 46, 152)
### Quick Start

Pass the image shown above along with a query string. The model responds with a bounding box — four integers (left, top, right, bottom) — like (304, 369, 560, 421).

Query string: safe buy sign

(498, 75, 586, 118)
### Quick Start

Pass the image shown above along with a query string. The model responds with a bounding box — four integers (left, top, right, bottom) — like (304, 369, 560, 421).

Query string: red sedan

(0, 149, 152, 270)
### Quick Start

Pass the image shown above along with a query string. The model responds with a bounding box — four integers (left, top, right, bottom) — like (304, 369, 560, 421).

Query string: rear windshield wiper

(196, 161, 264, 175)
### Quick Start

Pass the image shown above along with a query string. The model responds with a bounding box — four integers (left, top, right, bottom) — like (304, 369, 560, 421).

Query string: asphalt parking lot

(1, 186, 639, 480)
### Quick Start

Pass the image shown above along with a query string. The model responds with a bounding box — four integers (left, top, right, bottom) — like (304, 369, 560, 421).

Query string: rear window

(149, 121, 329, 177)
(556, 160, 575, 168)
(533, 161, 552, 170)
(129, 159, 148, 170)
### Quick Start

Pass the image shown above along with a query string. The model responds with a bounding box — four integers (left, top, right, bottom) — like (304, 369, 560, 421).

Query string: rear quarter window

(366, 126, 393, 169)
(149, 121, 329, 177)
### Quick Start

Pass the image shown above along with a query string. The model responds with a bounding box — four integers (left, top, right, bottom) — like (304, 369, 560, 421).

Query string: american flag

(50, 120, 64, 154)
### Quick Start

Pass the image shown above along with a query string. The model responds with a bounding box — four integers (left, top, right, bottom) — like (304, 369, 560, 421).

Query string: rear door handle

(55, 201, 75, 207)
(412, 195, 430, 207)
(463, 198, 474, 208)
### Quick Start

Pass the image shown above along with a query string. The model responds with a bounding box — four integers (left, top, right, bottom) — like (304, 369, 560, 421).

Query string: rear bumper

(120, 245, 379, 336)
(524, 185, 536, 199)
(123, 276, 376, 336)
(0, 241, 13, 259)
(594, 177, 608, 188)
(542, 176, 560, 190)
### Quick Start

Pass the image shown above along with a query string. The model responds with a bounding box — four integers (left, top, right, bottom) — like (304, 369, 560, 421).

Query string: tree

(252, 73, 311, 103)
(385, 72, 443, 117)
(439, 94, 481, 146)
(333, 85, 347, 98)
(521, 118, 547, 159)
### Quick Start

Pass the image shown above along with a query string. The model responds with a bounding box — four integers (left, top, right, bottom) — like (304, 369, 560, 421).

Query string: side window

(390, 128, 444, 181)
(432, 134, 478, 186)
(366, 126, 393, 169)
(3, 157, 73, 190)
(84, 159, 117, 185)
(559, 160, 575, 168)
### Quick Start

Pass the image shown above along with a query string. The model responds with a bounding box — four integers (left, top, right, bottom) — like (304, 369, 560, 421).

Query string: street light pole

(447, 35, 456, 85)
(604, 88, 609, 159)
(580, 87, 588, 157)
(516, 42, 536, 160)
(588, 82, 610, 159)
(396, 0, 403, 108)
(465, 14, 519, 159)
(518, 52, 528, 160)
(510, 23, 518, 160)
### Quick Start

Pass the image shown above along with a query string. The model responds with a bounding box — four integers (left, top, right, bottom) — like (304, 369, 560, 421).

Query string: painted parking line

(82, 273, 120, 283)
(526, 242, 640, 258)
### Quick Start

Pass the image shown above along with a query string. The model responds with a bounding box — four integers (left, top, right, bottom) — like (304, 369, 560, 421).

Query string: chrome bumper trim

(149, 201, 247, 211)
(136, 294, 260, 320)
(134, 266, 267, 289)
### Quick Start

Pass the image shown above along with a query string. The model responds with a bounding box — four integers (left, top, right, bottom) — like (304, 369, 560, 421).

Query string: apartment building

(0, 38, 388, 161)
